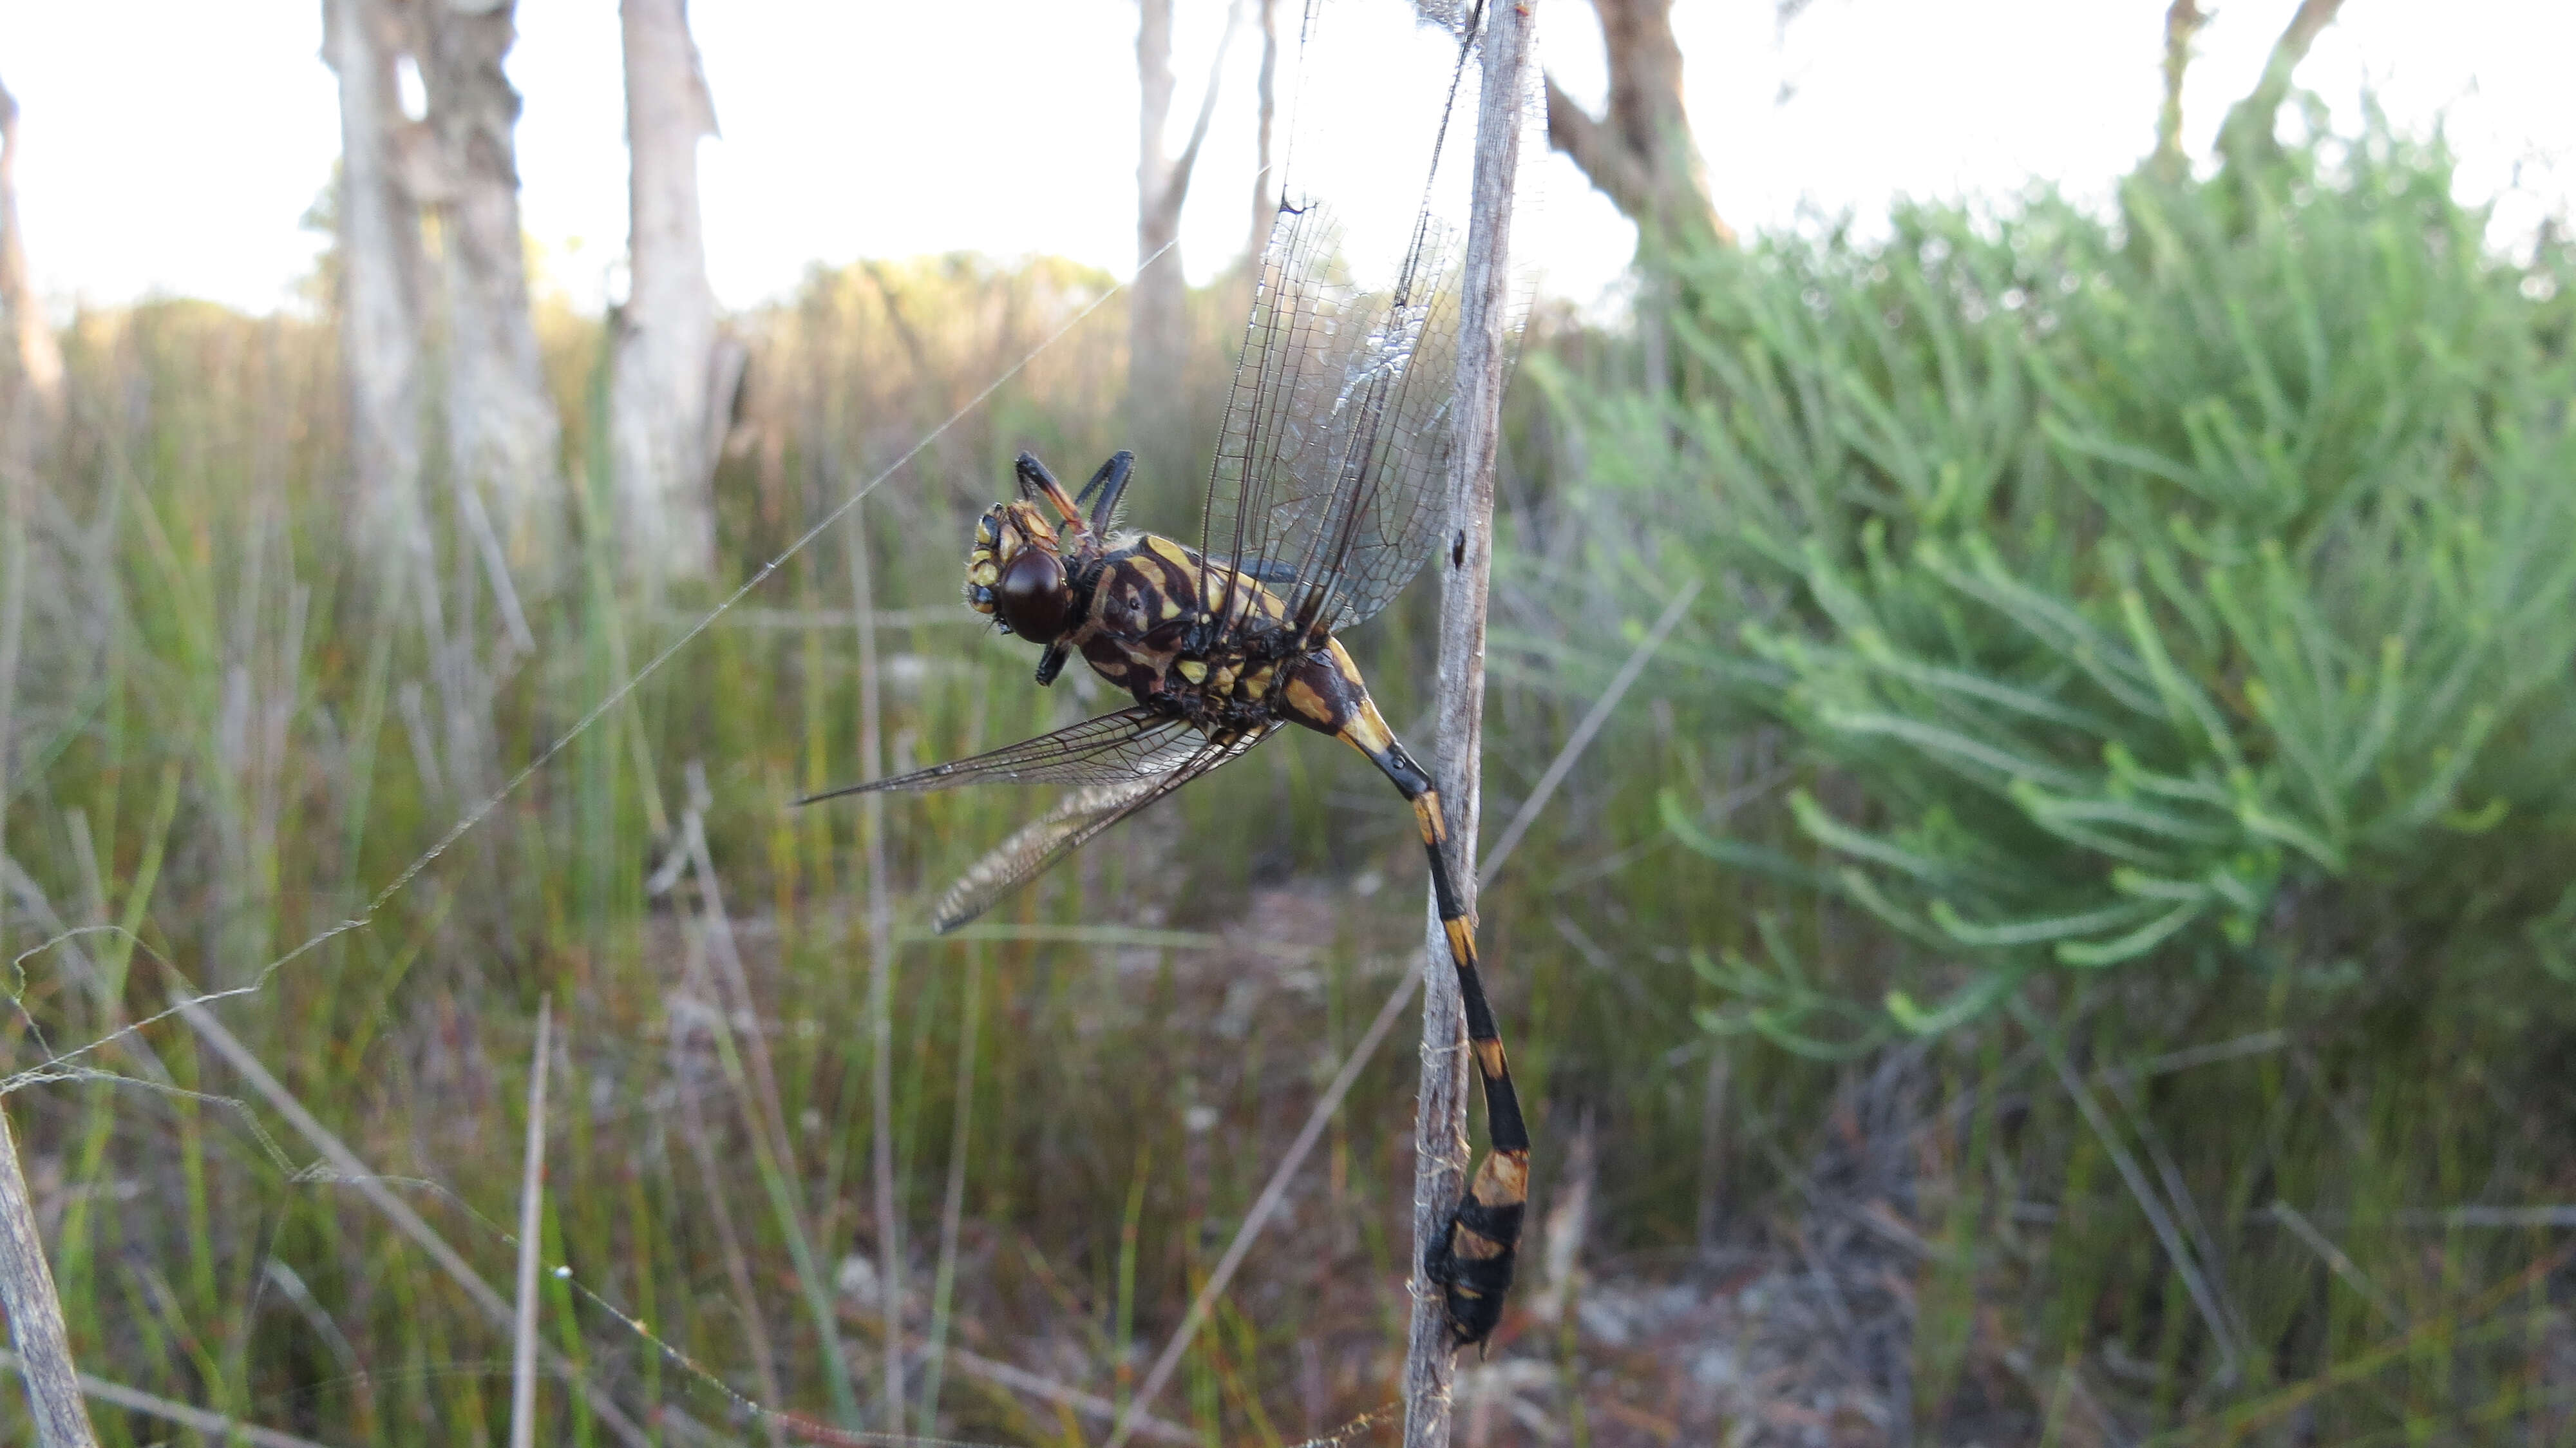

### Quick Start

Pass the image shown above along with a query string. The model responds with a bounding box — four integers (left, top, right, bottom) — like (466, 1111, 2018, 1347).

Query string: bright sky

(1, 2, 2569, 320)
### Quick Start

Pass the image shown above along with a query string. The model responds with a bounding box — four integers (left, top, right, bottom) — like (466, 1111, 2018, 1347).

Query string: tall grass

(0, 233, 1722, 1445)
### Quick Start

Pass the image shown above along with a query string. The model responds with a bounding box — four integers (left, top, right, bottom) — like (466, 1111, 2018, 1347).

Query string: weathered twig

(0, 1103, 96, 1446)
(1405, 3, 1535, 1444)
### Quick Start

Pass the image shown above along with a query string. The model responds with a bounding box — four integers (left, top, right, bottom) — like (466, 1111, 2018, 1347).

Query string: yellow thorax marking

(1177, 660, 1209, 685)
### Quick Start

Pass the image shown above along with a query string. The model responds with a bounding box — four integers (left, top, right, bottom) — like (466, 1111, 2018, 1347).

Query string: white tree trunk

(612, 0, 723, 584)
(0, 75, 66, 424)
(1130, 0, 1184, 445)
(323, 0, 433, 562)
(422, 0, 563, 565)
(1130, 0, 1236, 464)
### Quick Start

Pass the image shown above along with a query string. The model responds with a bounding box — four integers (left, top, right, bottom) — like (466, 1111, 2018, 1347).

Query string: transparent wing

(797, 708, 1204, 803)
(929, 725, 1278, 931)
(1198, 202, 1462, 645)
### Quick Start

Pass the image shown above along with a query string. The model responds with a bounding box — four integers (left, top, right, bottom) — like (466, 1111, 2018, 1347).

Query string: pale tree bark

(613, 0, 738, 585)
(1129, 0, 1236, 450)
(1404, 1, 1534, 1443)
(1245, 0, 1278, 269)
(0, 75, 65, 426)
(420, 0, 563, 567)
(1543, 0, 1728, 254)
(2215, 0, 2346, 172)
(322, 0, 433, 560)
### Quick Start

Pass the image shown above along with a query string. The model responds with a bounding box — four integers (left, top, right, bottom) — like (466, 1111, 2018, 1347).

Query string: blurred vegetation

(7, 101, 2576, 1447)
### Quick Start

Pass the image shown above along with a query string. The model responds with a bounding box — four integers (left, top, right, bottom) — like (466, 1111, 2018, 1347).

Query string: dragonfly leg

(1336, 704, 1530, 1351)
(1075, 450, 1135, 531)
(1013, 450, 1085, 525)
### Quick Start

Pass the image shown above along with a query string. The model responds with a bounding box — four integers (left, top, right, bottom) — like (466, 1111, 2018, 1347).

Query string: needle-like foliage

(1572, 118, 2576, 1047)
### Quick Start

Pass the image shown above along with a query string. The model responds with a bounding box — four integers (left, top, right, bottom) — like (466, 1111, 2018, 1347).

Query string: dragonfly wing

(929, 725, 1278, 931)
(798, 707, 1204, 803)
(1198, 202, 1464, 644)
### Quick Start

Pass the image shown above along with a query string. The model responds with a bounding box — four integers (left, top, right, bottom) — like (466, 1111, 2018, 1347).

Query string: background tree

(2216, 0, 2348, 173)
(0, 73, 65, 426)
(420, 0, 562, 567)
(1129, 0, 1235, 471)
(1245, 0, 1278, 269)
(2151, 0, 2206, 182)
(611, 0, 737, 585)
(321, 0, 431, 559)
(1544, 0, 1728, 255)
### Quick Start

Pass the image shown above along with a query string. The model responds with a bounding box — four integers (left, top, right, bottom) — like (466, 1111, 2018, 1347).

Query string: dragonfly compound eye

(994, 547, 1072, 642)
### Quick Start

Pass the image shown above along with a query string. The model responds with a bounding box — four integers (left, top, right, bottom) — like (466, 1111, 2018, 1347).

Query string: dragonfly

(805, 202, 1526, 1349)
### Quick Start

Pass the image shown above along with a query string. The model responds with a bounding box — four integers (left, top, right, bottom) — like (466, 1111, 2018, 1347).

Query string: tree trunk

(0, 75, 65, 426)
(1130, 0, 1184, 453)
(2152, 0, 2206, 182)
(612, 0, 724, 584)
(1246, 0, 1278, 269)
(322, 0, 433, 562)
(421, 0, 563, 565)
(1129, 0, 1236, 464)
(1542, 0, 1728, 254)
(2215, 0, 2346, 172)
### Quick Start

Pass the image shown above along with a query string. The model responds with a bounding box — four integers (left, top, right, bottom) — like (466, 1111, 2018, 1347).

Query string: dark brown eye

(995, 548, 1072, 642)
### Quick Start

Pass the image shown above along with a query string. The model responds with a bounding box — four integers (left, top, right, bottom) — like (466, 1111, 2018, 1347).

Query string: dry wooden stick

(0, 1101, 96, 1446)
(1404, 3, 1537, 1443)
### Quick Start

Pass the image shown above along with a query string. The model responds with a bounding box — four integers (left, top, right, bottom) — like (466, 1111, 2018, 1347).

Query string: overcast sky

(1, 1, 2568, 319)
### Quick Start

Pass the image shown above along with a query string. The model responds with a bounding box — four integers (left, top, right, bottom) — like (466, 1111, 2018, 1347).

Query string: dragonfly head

(965, 500, 1077, 643)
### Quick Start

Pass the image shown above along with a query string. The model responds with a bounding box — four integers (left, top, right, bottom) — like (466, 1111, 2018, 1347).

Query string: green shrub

(1572, 123, 2576, 1040)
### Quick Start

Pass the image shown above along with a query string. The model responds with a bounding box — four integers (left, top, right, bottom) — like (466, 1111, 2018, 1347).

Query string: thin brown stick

(507, 996, 553, 1448)
(0, 1102, 96, 1446)
(175, 995, 652, 1448)
(0, 1349, 327, 1448)
(1404, 1, 1535, 1443)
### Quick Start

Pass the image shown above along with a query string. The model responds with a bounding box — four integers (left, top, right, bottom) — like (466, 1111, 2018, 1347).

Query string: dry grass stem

(506, 996, 553, 1448)
(175, 994, 652, 1448)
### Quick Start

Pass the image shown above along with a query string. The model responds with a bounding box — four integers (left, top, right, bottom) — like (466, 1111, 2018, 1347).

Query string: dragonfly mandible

(806, 202, 1527, 1348)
